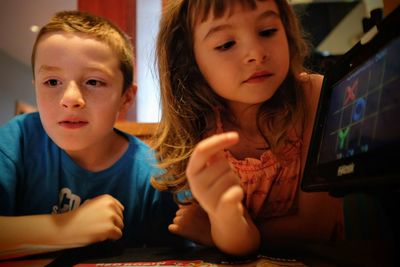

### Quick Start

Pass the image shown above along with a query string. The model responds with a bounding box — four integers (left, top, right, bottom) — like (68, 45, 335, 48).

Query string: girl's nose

(60, 82, 85, 109)
(245, 40, 269, 64)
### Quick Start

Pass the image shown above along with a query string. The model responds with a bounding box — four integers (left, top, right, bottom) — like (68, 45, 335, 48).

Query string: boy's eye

(260, 28, 278, 37)
(44, 79, 61, 87)
(86, 79, 105, 87)
(215, 41, 235, 51)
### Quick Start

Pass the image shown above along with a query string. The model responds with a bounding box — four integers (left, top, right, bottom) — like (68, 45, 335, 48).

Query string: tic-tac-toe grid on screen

(318, 37, 400, 164)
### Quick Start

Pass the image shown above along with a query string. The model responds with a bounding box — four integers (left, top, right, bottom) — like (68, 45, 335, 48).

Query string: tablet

(302, 6, 400, 195)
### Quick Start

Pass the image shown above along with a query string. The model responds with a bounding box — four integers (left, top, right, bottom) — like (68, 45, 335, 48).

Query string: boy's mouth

(59, 120, 89, 129)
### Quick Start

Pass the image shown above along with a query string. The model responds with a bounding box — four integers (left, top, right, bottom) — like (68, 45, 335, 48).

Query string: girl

(152, 0, 343, 256)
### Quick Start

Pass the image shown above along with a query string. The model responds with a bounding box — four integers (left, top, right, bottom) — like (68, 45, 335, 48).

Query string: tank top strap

(214, 107, 224, 134)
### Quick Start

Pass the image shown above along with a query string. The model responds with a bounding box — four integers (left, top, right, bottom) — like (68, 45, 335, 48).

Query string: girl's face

(193, 0, 289, 111)
(34, 32, 131, 154)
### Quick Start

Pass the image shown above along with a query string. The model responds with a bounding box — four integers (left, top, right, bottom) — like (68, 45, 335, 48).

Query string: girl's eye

(260, 28, 278, 37)
(86, 79, 105, 87)
(215, 41, 235, 51)
(44, 79, 61, 87)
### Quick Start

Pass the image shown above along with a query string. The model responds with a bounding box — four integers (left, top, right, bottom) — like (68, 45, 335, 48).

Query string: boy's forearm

(0, 214, 79, 252)
(209, 211, 260, 256)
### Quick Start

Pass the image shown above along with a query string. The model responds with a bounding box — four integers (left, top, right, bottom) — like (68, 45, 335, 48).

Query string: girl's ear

(120, 84, 137, 114)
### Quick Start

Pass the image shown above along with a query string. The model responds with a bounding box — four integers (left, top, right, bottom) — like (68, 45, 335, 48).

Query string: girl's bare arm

(258, 74, 343, 246)
(186, 132, 260, 255)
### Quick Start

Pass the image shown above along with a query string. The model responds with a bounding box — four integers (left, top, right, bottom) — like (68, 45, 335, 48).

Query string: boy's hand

(186, 132, 244, 219)
(61, 194, 124, 246)
(168, 203, 213, 246)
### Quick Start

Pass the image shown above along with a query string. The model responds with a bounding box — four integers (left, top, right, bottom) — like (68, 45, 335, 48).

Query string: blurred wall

(136, 0, 162, 122)
(0, 50, 35, 126)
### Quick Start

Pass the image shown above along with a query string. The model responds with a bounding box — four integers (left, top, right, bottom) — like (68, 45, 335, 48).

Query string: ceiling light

(30, 25, 40, 33)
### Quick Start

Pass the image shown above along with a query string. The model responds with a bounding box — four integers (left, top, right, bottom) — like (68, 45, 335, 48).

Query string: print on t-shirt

(52, 187, 81, 214)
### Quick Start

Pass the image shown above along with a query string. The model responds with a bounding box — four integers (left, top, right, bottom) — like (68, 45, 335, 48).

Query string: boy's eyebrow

(203, 10, 280, 41)
(84, 66, 114, 77)
(37, 65, 113, 77)
(38, 65, 62, 73)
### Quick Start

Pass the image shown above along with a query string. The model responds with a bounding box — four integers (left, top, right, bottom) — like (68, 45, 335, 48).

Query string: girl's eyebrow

(203, 24, 232, 41)
(259, 9, 280, 20)
(202, 10, 280, 41)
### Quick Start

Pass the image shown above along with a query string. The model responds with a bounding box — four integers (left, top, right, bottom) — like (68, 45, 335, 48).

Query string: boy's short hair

(31, 10, 134, 93)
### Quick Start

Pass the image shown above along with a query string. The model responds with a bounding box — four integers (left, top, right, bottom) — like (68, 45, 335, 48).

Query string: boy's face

(193, 0, 289, 111)
(34, 32, 131, 152)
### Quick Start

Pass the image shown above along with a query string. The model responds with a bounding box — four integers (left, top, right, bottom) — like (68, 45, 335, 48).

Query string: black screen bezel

(301, 7, 400, 196)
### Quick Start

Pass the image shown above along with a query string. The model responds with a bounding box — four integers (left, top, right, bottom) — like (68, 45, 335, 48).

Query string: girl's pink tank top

(214, 112, 302, 219)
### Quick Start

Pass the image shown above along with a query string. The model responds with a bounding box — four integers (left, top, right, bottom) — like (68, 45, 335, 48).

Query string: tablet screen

(318, 37, 400, 165)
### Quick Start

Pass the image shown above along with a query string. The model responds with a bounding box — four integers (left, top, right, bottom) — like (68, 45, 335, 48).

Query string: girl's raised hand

(186, 132, 244, 218)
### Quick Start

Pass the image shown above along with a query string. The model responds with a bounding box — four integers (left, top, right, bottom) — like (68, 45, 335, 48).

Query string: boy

(0, 10, 181, 258)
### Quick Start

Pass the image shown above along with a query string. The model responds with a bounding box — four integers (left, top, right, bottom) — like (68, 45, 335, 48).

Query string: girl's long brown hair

(151, 0, 310, 193)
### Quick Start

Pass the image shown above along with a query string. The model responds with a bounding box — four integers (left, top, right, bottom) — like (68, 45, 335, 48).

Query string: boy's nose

(60, 82, 85, 109)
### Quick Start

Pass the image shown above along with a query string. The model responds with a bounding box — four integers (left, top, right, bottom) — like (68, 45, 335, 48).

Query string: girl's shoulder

(298, 72, 323, 98)
(298, 73, 324, 172)
(298, 72, 323, 114)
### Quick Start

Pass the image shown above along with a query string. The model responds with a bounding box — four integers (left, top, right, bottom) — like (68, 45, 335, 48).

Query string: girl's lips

(59, 120, 89, 129)
(244, 71, 273, 83)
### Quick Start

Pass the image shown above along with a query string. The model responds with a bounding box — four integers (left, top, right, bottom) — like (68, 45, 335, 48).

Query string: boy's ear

(120, 84, 137, 113)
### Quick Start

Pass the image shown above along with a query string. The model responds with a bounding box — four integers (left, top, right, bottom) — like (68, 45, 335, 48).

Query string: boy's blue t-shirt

(0, 112, 182, 247)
